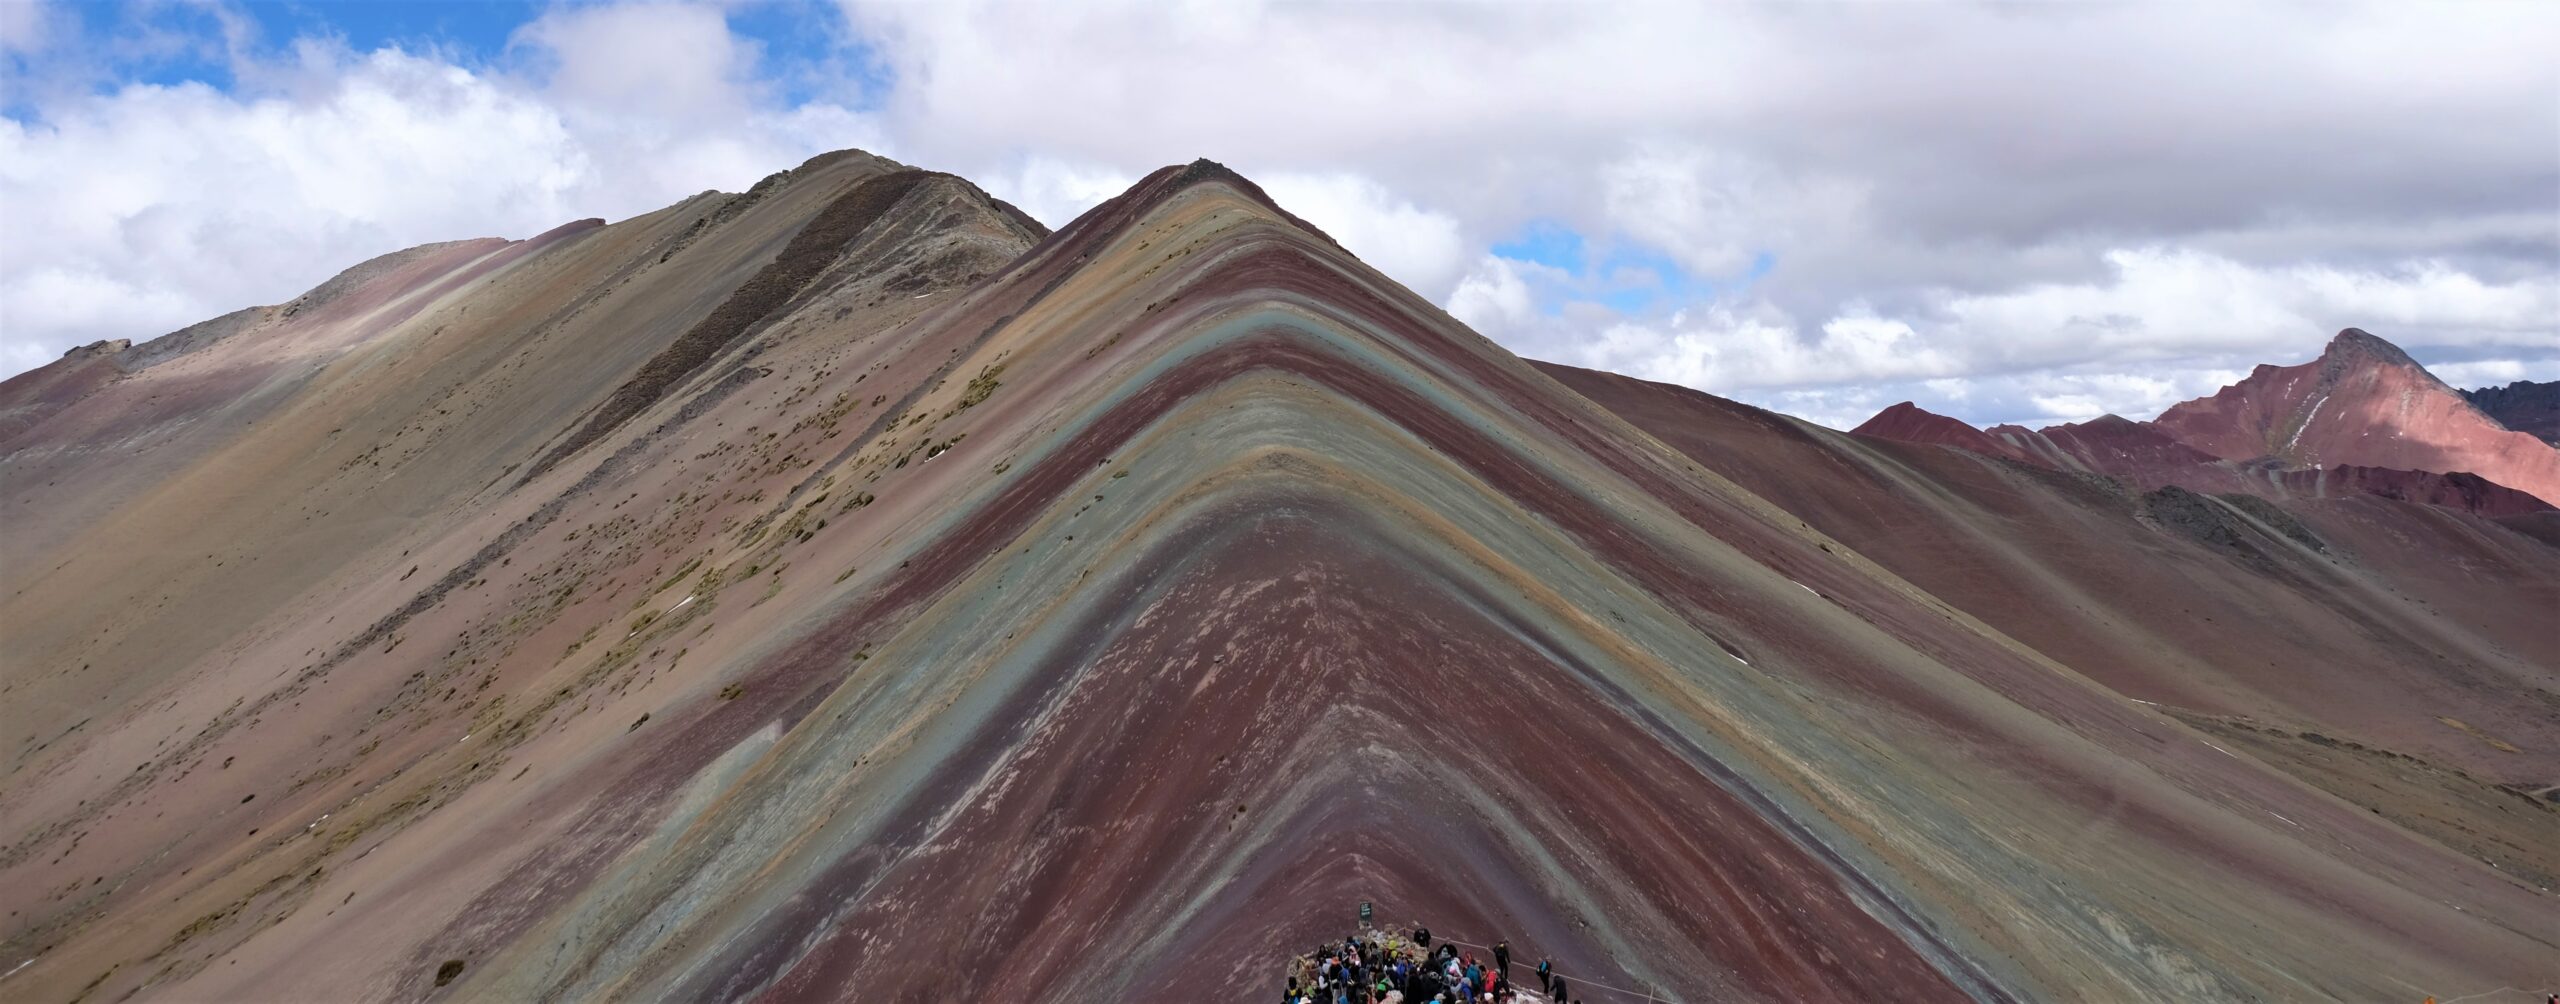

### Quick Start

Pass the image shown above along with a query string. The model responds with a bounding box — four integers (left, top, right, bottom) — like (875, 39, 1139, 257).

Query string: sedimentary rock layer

(2, 153, 2552, 1003)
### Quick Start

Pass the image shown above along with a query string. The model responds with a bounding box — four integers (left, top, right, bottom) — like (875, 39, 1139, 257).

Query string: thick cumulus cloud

(1258, 173, 1468, 301)
(840, 0, 2558, 427)
(0, 0, 881, 375)
(4, 0, 2555, 433)
(1494, 246, 2557, 427)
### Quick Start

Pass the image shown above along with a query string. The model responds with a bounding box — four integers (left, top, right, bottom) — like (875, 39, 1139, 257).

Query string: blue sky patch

(1490, 220, 1585, 272)
(250, 0, 541, 58)
(1490, 219, 1770, 316)
(19, 1, 886, 115)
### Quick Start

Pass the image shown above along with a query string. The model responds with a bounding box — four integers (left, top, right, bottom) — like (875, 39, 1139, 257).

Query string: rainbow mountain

(3, 151, 2553, 1002)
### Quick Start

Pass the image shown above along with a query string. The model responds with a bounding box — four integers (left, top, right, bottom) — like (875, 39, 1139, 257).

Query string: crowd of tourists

(1282, 926, 1583, 1004)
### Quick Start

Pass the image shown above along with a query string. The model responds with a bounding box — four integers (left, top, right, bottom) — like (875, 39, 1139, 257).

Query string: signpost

(1359, 901, 1373, 927)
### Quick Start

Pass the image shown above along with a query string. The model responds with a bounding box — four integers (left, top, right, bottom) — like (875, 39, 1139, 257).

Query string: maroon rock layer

(1853, 401, 2027, 460)
(3, 152, 2553, 1004)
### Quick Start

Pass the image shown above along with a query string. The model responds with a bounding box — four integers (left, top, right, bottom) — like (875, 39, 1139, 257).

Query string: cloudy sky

(3, 0, 2553, 428)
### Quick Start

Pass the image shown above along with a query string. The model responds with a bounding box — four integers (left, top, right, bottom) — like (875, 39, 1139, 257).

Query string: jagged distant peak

(2317, 326, 2431, 380)
(2150, 325, 2559, 505)
(2462, 378, 2560, 445)
(2325, 326, 2414, 361)
(2467, 377, 2557, 396)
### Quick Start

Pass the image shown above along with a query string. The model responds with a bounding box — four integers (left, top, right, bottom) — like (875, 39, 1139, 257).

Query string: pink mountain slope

(1855, 399, 2551, 517)
(2152, 328, 2560, 506)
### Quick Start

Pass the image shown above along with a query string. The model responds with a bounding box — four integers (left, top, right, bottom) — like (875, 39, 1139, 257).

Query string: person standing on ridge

(1536, 958, 1553, 995)
(1492, 940, 1510, 980)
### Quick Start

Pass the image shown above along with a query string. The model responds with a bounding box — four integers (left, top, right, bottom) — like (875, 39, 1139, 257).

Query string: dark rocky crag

(2465, 379, 2560, 446)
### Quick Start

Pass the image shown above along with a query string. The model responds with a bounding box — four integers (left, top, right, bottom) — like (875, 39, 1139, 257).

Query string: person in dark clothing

(1536, 958, 1553, 994)
(1550, 973, 1568, 1002)
(1414, 927, 1431, 952)
(1493, 940, 1510, 979)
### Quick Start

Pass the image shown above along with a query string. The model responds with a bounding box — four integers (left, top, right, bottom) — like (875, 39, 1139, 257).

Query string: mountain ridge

(3, 149, 2554, 1003)
(1854, 328, 2559, 511)
(2151, 327, 2560, 504)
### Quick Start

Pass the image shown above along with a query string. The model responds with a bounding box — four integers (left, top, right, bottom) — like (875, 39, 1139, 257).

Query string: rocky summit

(4, 151, 2555, 1002)
(2150, 328, 2560, 506)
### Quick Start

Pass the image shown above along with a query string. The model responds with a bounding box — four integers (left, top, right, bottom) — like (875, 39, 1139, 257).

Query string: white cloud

(512, 2, 754, 125)
(2429, 358, 2552, 390)
(823, 0, 2552, 427)
(976, 155, 1134, 231)
(1259, 172, 1467, 299)
(2, 55, 582, 354)
(1456, 244, 2557, 427)
(0, 9, 883, 368)
(3, 0, 2553, 437)
(1445, 255, 1539, 335)
(1939, 248, 2558, 368)
(1595, 144, 1863, 280)
(1739, 365, 2262, 432)
(0, 0, 51, 55)
(1566, 304, 1960, 392)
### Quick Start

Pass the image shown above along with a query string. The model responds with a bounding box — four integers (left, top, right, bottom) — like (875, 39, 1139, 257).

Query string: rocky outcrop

(2462, 379, 2560, 446)
(520, 167, 1042, 483)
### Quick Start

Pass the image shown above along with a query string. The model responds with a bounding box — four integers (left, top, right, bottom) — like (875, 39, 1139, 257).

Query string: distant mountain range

(1856, 327, 2560, 513)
